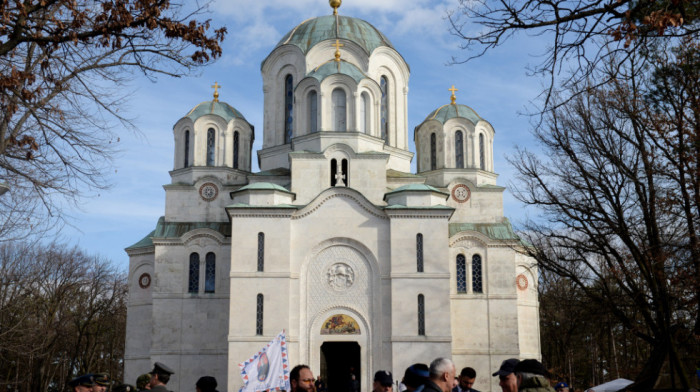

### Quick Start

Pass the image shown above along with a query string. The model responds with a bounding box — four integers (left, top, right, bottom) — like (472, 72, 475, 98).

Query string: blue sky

(60, 0, 548, 270)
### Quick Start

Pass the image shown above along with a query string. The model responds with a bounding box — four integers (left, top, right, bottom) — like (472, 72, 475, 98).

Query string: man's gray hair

(429, 358, 454, 378)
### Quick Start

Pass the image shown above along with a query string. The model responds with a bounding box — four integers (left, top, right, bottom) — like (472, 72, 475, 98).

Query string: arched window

(472, 255, 483, 293)
(188, 253, 199, 293)
(332, 88, 347, 132)
(342, 159, 348, 187)
(308, 91, 318, 133)
(256, 293, 264, 335)
(417, 294, 425, 336)
(416, 233, 424, 272)
(257, 233, 265, 272)
(479, 133, 485, 170)
(430, 133, 437, 171)
(205, 252, 216, 293)
(330, 159, 338, 186)
(184, 130, 190, 168)
(380, 76, 389, 143)
(360, 92, 370, 133)
(233, 131, 239, 169)
(456, 254, 466, 293)
(455, 131, 464, 168)
(285, 75, 294, 143)
(206, 128, 215, 166)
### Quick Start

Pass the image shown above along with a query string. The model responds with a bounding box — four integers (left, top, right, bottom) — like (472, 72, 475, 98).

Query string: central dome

(275, 15, 393, 55)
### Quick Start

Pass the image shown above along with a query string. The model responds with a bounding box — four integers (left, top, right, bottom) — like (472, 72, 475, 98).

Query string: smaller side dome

(186, 101, 248, 123)
(425, 103, 482, 126)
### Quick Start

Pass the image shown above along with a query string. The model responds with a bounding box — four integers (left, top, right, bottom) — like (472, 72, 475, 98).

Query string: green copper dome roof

(276, 15, 393, 55)
(425, 103, 483, 125)
(307, 60, 368, 83)
(186, 101, 248, 123)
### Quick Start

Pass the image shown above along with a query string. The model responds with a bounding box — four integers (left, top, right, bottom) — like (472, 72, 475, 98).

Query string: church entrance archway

(320, 342, 361, 392)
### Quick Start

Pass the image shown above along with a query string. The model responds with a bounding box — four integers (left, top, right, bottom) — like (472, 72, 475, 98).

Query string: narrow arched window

(455, 131, 464, 168)
(257, 233, 265, 272)
(360, 92, 369, 133)
(456, 254, 466, 293)
(342, 159, 348, 187)
(205, 252, 215, 293)
(256, 293, 264, 335)
(416, 233, 424, 272)
(188, 253, 200, 293)
(330, 159, 338, 186)
(332, 88, 347, 132)
(206, 128, 215, 166)
(184, 130, 190, 168)
(417, 294, 425, 336)
(430, 133, 436, 170)
(380, 76, 389, 143)
(308, 90, 318, 133)
(285, 75, 294, 143)
(233, 131, 239, 169)
(472, 255, 483, 293)
(479, 134, 485, 170)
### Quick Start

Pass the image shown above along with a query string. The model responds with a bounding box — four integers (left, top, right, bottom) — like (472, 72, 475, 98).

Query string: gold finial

(449, 85, 458, 105)
(211, 81, 221, 102)
(329, 0, 341, 15)
(332, 39, 344, 62)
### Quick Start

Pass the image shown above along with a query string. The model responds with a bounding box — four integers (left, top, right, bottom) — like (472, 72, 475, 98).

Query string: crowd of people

(67, 362, 219, 392)
(67, 358, 571, 392)
(292, 357, 570, 392)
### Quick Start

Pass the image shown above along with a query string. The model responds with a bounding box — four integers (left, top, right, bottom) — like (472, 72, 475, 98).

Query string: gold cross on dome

(449, 85, 458, 104)
(211, 81, 221, 102)
(332, 39, 344, 62)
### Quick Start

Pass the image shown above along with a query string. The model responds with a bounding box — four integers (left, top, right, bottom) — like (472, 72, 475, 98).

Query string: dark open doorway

(320, 342, 361, 392)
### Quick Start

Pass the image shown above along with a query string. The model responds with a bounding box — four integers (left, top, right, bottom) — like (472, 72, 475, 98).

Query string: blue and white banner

(239, 330, 290, 392)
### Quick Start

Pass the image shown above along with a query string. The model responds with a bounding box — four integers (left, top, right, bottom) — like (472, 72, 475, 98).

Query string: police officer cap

(68, 374, 95, 388)
(92, 373, 111, 386)
(150, 362, 175, 375)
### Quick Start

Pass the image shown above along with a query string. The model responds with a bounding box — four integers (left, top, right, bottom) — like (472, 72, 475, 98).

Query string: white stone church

(124, 3, 541, 391)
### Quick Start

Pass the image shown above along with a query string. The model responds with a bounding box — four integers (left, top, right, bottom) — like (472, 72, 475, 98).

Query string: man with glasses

(290, 365, 316, 392)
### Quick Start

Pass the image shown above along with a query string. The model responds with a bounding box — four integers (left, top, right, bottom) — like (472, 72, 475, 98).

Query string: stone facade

(124, 7, 540, 392)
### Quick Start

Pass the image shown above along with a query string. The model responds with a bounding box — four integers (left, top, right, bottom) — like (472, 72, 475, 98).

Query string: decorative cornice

(228, 210, 296, 219)
(230, 272, 292, 278)
(390, 336, 452, 342)
(385, 210, 454, 219)
(390, 273, 450, 279)
(151, 293, 230, 300)
(126, 246, 155, 256)
(450, 294, 517, 300)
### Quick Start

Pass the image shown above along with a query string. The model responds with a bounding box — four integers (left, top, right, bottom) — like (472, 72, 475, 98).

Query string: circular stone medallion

(451, 184, 471, 203)
(138, 273, 151, 289)
(326, 263, 355, 291)
(199, 182, 219, 202)
(516, 274, 529, 291)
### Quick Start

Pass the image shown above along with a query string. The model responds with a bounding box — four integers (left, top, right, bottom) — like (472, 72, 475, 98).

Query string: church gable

(293, 187, 387, 222)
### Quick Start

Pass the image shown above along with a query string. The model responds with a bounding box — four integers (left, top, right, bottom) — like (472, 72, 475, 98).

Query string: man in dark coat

(452, 367, 479, 392)
(148, 362, 175, 392)
(513, 360, 554, 392)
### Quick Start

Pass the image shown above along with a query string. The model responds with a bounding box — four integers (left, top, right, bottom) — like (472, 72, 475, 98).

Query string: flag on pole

(239, 330, 290, 392)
